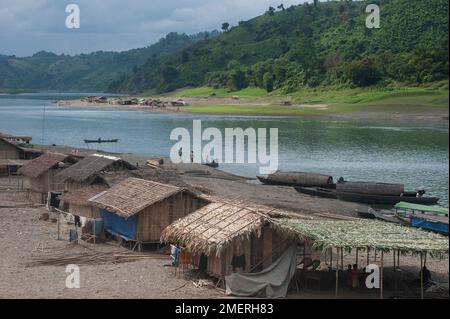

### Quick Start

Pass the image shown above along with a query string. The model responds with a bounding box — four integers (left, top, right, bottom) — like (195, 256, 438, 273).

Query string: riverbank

(56, 86, 449, 123)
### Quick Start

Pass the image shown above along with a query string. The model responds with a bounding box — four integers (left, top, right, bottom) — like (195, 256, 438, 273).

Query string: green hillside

(0, 32, 217, 92)
(109, 0, 449, 94)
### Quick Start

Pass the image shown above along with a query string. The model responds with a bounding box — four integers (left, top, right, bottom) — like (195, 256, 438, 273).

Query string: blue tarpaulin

(411, 217, 449, 235)
(101, 210, 138, 241)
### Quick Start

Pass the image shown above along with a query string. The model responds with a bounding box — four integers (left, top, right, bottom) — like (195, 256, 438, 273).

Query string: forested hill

(109, 0, 449, 94)
(0, 32, 218, 92)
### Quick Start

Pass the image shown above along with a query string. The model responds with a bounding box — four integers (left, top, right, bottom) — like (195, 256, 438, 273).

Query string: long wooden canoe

(295, 187, 337, 199)
(336, 191, 439, 205)
(257, 171, 334, 188)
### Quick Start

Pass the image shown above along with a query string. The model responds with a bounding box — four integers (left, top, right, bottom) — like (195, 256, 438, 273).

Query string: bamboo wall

(23, 169, 65, 204)
(198, 225, 292, 278)
(0, 140, 19, 159)
(136, 193, 208, 243)
(66, 203, 101, 219)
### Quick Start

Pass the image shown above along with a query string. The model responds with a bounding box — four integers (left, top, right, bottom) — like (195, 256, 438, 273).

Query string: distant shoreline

(56, 98, 450, 124)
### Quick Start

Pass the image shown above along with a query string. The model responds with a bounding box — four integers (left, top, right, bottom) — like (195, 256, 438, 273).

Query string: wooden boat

(394, 202, 449, 235)
(203, 161, 219, 168)
(356, 207, 401, 224)
(336, 191, 440, 205)
(295, 187, 337, 199)
(84, 138, 119, 144)
(337, 181, 404, 196)
(257, 171, 334, 188)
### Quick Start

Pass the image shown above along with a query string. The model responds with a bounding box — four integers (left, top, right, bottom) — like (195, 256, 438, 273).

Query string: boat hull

(337, 191, 439, 205)
(295, 187, 337, 199)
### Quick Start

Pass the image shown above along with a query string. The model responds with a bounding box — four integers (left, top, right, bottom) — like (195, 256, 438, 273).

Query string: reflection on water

(1, 94, 448, 206)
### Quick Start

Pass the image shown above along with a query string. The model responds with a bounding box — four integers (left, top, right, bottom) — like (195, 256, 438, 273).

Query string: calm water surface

(1, 93, 448, 206)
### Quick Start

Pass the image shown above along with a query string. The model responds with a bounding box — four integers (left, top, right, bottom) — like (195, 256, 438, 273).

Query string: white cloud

(0, 0, 307, 56)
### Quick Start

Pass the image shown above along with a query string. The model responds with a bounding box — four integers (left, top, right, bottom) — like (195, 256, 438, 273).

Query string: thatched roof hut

(57, 154, 136, 191)
(161, 201, 300, 277)
(18, 152, 71, 178)
(59, 184, 108, 218)
(161, 202, 269, 256)
(17, 152, 78, 203)
(89, 178, 208, 245)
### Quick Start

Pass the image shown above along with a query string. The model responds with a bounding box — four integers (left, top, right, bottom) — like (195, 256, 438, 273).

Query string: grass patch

(174, 86, 269, 99)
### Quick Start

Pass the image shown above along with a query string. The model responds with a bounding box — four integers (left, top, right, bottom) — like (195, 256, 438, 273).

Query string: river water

(1, 93, 448, 206)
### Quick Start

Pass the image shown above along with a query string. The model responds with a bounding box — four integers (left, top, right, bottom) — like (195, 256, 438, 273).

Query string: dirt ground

(0, 158, 448, 299)
(0, 204, 223, 299)
(0, 202, 447, 299)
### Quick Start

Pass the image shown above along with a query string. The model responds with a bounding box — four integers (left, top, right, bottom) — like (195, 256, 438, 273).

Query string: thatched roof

(97, 169, 142, 187)
(18, 152, 68, 178)
(161, 201, 281, 256)
(0, 159, 29, 166)
(0, 137, 23, 151)
(57, 154, 136, 184)
(89, 178, 192, 219)
(277, 219, 449, 255)
(59, 184, 108, 206)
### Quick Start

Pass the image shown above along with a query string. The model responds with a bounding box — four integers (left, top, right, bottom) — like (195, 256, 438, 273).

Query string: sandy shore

(0, 177, 448, 299)
(0, 145, 448, 299)
(56, 98, 450, 123)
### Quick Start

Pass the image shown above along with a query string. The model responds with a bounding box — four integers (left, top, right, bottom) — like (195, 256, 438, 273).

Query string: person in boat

(337, 177, 346, 184)
(416, 189, 426, 198)
(178, 147, 183, 159)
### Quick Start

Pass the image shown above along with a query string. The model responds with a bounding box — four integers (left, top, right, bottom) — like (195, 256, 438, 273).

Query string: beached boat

(394, 202, 449, 235)
(336, 191, 440, 205)
(295, 187, 337, 199)
(337, 181, 405, 196)
(84, 138, 119, 144)
(356, 207, 402, 224)
(203, 161, 219, 168)
(257, 171, 335, 188)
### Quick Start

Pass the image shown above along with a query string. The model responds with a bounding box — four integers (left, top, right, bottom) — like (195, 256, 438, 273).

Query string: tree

(268, 6, 276, 16)
(221, 22, 230, 32)
(314, 0, 319, 8)
(263, 72, 274, 92)
(278, 4, 285, 11)
(346, 59, 381, 87)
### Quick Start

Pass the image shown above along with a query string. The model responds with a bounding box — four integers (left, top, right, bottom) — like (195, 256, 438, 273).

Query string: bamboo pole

(340, 247, 344, 270)
(57, 212, 60, 240)
(367, 247, 370, 266)
(380, 251, 384, 300)
(330, 248, 333, 269)
(335, 247, 339, 298)
(356, 248, 359, 266)
(420, 252, 424, 300)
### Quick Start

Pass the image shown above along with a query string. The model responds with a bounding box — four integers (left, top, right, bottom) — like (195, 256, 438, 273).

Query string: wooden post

(420, 252, 424, 300)
(380, 251, 384, 300)
(356, 248, 359, 267)
(397, 250, 400, 269)
(335, 247, 339, 298)
(93, 219, 96, 246)
(367, 247, 370, 266)
(57, 212, 60, 240)
(340, 247, 344, 270)
(330, 248, 333, 269)
(393, 250, 396, 270)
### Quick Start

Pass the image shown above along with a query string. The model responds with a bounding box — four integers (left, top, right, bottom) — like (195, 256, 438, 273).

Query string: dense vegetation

(0, 32, 217, 92)
(110, 0, 449, 94)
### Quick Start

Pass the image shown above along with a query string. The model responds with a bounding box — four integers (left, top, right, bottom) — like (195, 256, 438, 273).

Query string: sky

(0, 0, 307, 57)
